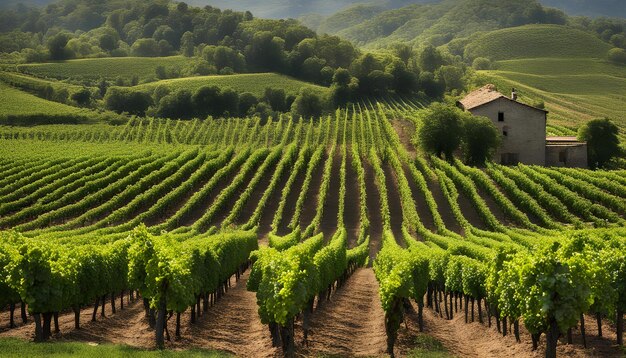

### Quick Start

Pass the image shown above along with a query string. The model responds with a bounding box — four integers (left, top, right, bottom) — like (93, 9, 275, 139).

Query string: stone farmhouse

(457, 85, 587, 167)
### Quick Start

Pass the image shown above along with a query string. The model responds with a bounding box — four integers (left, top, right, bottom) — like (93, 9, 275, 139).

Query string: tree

(291, 88, 324, 119)
(391, 43, 413, 65)
(418, 103, 464, 159)
(70, 87, 92, 107)
(462, 115, 501, 165)
(418, 71, 445, 98)
(239, 92, 258, 117)
(608, 48, 626, 65)
(301, 57, 326, 83)
(385, 59, 418, 94)
(578, 118, 621, 169)
(437, 65, 465, 92)
(192, 86, 221, 118)
(47, 32, 72, 60)
(472, 57, 491, 70)
(104, 88, 152, 116)
(180, 31, 194, 57)
(156, 90, 194, 119)
(418, 45, 444, 72)
(245, 31, 286, 72)
(263, 88, 287, 112)
(131, 38, 160, 57)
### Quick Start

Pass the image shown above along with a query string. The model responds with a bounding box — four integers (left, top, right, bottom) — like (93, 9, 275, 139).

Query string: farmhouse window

(559, 151, 566, 163)
(498, 112, 504, 122)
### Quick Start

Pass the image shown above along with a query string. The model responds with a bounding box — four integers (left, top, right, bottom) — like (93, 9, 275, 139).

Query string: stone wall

(546, 144, 588, 167)
(468, 97, 546, 165)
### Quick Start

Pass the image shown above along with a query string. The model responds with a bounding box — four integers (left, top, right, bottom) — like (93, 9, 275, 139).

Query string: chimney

(511, 88, 518, 101)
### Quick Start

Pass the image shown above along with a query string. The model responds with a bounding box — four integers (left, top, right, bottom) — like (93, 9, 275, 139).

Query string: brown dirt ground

(363, 161, 383, 265)
(301, 268, 387, 357)
(383, 162, 408, 246)
(275, 154, 308, 236)
(344, 151, 361, 249)
(402, 163, 437, 233)
(319, 153, 341, 240)
(235, 160, 279, 226)
(298, 153, 326, 231)
(0, 271, 277, 358)
(427, 178, 464, 235)
(255, 165, 292, 245)
(397, 299, 624, 358)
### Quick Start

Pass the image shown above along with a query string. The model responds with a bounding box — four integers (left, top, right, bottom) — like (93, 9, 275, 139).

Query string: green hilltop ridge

(463, 25, 613, 60)
(132, 73, 329, 97)
(16, 56, 191, 81)
(309, 0, 572, 48)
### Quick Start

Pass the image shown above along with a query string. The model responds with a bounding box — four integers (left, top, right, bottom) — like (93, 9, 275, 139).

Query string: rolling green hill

(0, 82, 90, 124)
(308, 0, 573, 48)
(17, 56, 191, 81)
(494, 58, 626, 77)
(133, 73, 329, 97)
(464, 25, 613, 60)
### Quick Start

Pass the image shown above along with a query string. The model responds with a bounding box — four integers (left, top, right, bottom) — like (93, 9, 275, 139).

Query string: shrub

(608, 48, 626, 64)
(472, 57, 491, 70)
(104, 87, 152, 115)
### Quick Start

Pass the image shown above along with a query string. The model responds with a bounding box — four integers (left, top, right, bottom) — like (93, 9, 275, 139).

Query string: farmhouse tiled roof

(458, 84, 548, 113)
(458, 84, 505, 110)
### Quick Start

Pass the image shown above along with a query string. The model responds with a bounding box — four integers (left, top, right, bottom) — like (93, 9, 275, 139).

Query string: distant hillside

(186, 0, 422, 19)
(186, 0, 625, 19)
(540, 0, 626, 18)
(464, 25, 613, 61)
(312, 0, 571, 48)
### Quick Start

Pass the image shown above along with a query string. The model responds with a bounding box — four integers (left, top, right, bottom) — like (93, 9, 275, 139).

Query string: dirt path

(304, 268, 387, 357)
(364, 162, 383, 264)
(298, 153, 326, 232)
(384, 163, 407, 246)
(400, 300, 623, 358)
(275, 155, 307, 236)
(319, 154, 341, 240)
(427, 179, 463, 235)
(256, 165, 291, 243)
(344, 151, 361, 248)
(235, 160, 279, 226)
(0, 293, 153, 347)
(175, 270, 276, 358)
(402, 164, 437, 233)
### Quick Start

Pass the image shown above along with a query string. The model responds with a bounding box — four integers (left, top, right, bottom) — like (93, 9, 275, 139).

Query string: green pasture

(494, 58, 626, 78)
(133, 73, 330, 97)
(0, 83, 85, 119)
(17, 56, 190, 81)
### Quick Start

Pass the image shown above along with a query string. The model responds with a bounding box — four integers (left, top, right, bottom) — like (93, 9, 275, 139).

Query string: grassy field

(494, 58, 626, 77)
(0, 83, 87, 121)
(133, 73, 330, 97)
(465, 24, 613, 61)
(16, 56, 191, 81)
(0, 71, 86, 93)
(0, 338, 230, 358)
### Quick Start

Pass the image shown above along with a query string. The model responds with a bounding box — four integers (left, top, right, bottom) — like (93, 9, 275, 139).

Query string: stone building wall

(468, 97, 547, 165)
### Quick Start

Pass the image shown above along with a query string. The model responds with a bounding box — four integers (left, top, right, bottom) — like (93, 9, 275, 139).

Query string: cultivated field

(0, 101, 624, 358)
(16, 56, 191, 81)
